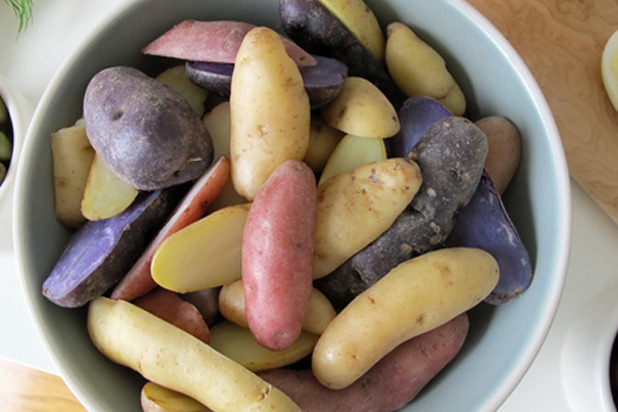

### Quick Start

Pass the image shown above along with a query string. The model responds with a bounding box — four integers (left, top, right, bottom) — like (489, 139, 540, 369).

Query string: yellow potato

(50, 123, 95, 229)
(318, 133, 387, 186)
(156, 65, 209, 117)
(88, 297, 301, 412)
(385, 22, 466, 115)
(313, 158, 422, 279)
(209, 321, 318, 372)
(303, 114, 345, 173)
(81, 154, 138, 221)
(230, 27, 310, 200)
(312, 247, 499, 389)
(219, 279, 336, 335)
(318, 0, 385, 62)
(151, 203, 251, 293)
(320, 77, 400, 138)
(141, 381, 208, 412)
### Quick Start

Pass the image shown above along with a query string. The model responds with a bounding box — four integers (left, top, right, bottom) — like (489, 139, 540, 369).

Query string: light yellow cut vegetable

(209, 321, 318, 372)
(151, 203, 251, 293)
(312, 247, 499, 390)
(87, 297, 301, 412)
(51, 123, 95, 229)
(318, 0, 385, 62)
(601, 29, 618, 112)
(313, 158, 422, 279)
(219, 279, 336, 335)
(156, 65, 209, 117)
(303, 114, 345, 173)
(318, 134, 387, 185)
(320, 77, 400, 138)
(385, 22, 466, 116)
(81, 154, 138, 221)
(141, 381, 209, 412)
(230, 26, 310, 200)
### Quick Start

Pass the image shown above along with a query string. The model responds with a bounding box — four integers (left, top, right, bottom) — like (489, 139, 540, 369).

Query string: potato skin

(230, 27, 310, 200)
(259, 313, 469, 412)
(317, 116, 487, 309)
(83, 66, 214, 190)
(312, 248, 498, 389)
(242, 160, 317, 351)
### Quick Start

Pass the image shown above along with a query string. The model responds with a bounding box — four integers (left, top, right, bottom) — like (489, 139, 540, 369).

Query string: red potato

(259, 313, 469, 412)
(133, 288, 211, 344)
(111, 156, 230, 301)
(142, 20, 317, 67)
(242, 160, 317, 351)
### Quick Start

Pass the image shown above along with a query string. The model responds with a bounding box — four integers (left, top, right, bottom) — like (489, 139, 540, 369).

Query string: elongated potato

(385, 22, 466, 116)
(141, 381, 209, 412)
(313, 158, 422, 279)
(320, 77, 400, 138)
(81, 154, 138, 221)
(87, 297, 301, 411)
(51, 123, 95, 229)
(312, 247, 499, 389)
(230, 27, 310, 200)
(151, 203, 251, 293)
(260, 313, 469, 412)
(219, 279, 336, 335)
(242, 160, 316, 351)
(209, 321, 318, 372)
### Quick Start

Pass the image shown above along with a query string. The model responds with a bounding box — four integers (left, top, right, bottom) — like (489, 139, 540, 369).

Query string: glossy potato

(230, 27, 310, 200)
(151, 203, 251, 293)
(313, 158, 422, 279)
(312, 248, 499, 389)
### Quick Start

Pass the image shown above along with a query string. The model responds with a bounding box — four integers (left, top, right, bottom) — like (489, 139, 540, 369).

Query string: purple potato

(42, 188, 183, 308)
(83, 66, 214, 191)
(279, 0, 406, 108)
(445, 171, 533, 304)
(389, 96, 452, 157)
(316, 117, 487, 310)
(186, 55, 348, 108)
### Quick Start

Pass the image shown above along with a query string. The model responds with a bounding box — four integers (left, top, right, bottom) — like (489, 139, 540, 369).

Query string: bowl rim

(13, 0, 572, 411)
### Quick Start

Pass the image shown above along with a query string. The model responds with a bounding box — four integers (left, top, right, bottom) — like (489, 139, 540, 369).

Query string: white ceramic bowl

(14, 0, 571, 410)
(0, 73, 32, 251)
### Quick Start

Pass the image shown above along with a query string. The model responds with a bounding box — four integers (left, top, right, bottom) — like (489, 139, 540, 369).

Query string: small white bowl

(14, 0, 571, 411)
(0, 73, 32, 251)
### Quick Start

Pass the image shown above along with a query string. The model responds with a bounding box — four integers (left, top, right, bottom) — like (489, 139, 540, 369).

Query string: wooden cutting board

(467, 0, 618, 224)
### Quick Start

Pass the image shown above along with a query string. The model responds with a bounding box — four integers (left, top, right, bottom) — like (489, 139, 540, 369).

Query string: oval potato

(151, 203, 251, 293)
(385, 22, 466, 116)
(141, 381, 209, 412)
(320, 77, 400, 138)
(313, 158, 422, 279)
(312, 247, 499, 389)
(230, 27, 310, 200)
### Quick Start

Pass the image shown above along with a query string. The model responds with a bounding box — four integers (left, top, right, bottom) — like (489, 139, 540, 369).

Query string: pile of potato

(43, 0, 532, 410)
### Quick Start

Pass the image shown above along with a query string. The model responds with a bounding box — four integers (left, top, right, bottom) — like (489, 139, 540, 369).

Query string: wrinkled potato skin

(312, 248, 499, 390)
(385, 22, 466, 116)
(475, 115, 522, 194)
(230, 27, 310, 200)
(313, 158, 422, 279)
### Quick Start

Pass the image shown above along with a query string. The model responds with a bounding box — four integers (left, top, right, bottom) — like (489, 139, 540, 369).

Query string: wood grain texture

(467, 0, 618, 224)
(0, 357, 85, 412)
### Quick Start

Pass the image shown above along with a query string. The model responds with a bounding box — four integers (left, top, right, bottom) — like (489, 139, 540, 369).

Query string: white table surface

(1, 2, 617, 411)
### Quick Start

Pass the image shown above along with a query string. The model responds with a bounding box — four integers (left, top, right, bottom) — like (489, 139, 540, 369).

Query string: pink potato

(142, 20, 317, 67)
(133, 288, 211, 344)
(259, 313, 469, 412)
(242, 160, 317, 351)
(111, 156, 230, 301)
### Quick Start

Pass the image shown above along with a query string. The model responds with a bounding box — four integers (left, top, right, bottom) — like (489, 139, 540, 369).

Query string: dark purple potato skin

(316, 117, 488, 310)
(186, 55, 348, 108)
(42, 188, 183, 308)
(445, 171, 533, 305)
(389, 96, 452, 157)
(83, 66, 213, 191)
(278, 0, 406, 108)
